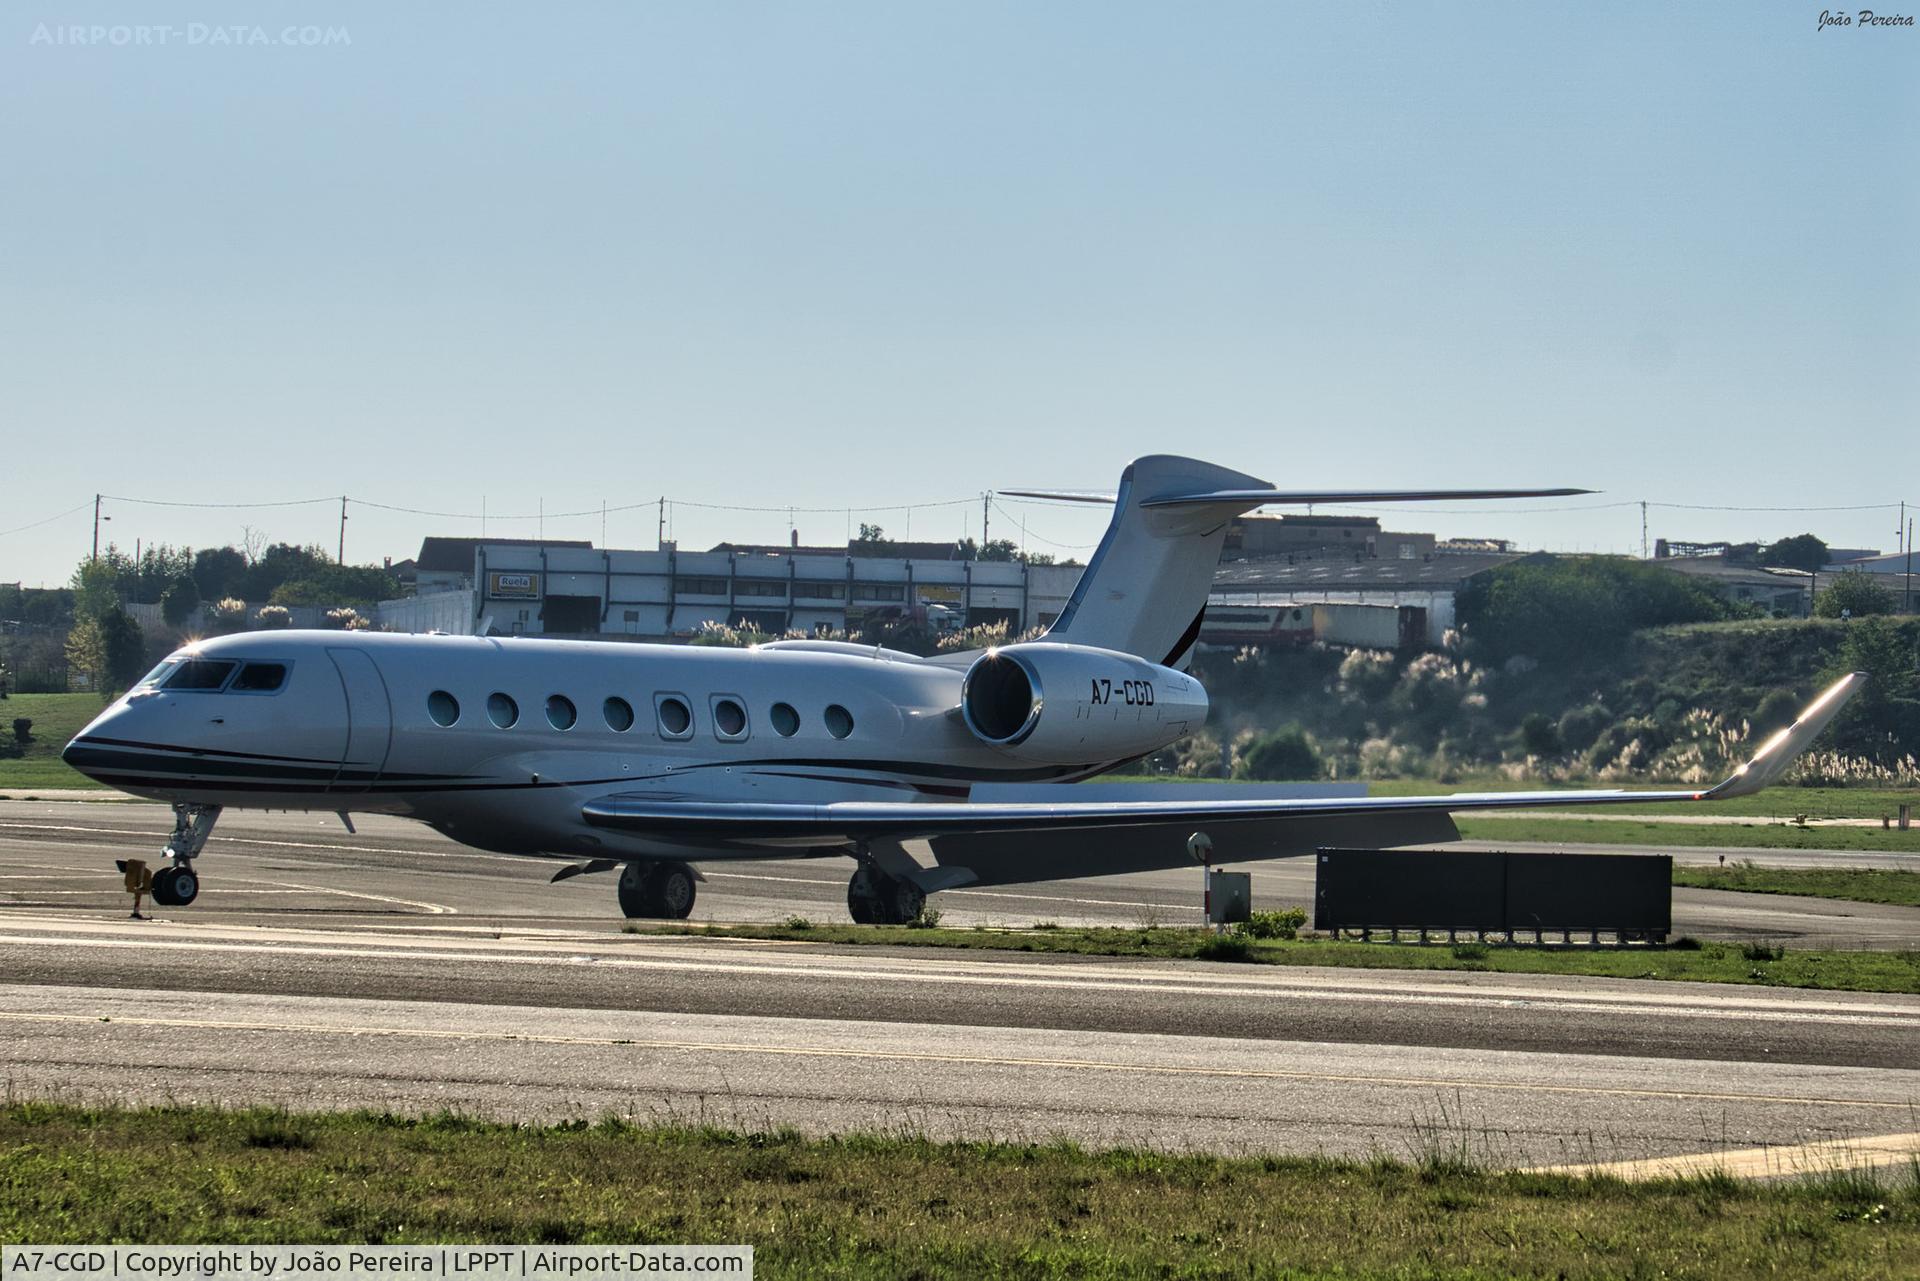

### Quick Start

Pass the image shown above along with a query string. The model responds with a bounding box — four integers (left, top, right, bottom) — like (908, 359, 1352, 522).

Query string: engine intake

(959, 642, 1207, 765)
(962, 649, 1042, 745)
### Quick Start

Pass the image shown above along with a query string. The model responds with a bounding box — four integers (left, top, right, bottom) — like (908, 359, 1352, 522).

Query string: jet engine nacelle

(959, 642, 1209, 765)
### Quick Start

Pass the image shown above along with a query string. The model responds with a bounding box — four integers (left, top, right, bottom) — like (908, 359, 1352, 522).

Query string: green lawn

(1111, 775, 1920, 822)
(0, 692, 106, 790)
(1456, 816, 1920, 852)
(3, 1103, 1914, 1278)
(628, 923, 1920, 994)
(1674, 864, 1920, 907)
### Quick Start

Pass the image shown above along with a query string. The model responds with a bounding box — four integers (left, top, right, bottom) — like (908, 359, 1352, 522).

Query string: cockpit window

(231, 662, 289, 693)
(134, 660, 181, 690)
(163, 659, 238, 691)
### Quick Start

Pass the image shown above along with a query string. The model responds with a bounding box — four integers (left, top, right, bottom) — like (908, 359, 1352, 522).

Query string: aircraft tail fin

(1028, 456, 1267, 668)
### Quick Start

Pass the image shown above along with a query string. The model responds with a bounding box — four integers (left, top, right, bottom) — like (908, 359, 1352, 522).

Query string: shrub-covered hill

(1168, 616, 1920, 785)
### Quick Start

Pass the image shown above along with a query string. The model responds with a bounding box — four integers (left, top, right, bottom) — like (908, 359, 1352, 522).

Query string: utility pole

(658, 496, 666, 550)
(91, 494, 102, 562)
(982, 492, 991, 551)
(1640, 501, 1648, 559)
(338, 497, 348, 563)
(1896, 514, 1912, 614)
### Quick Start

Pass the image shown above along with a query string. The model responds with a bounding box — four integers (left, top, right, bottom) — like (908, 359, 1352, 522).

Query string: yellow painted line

(0, 1007, 1910, 1112)
(1536, 1131, 1920, 1181)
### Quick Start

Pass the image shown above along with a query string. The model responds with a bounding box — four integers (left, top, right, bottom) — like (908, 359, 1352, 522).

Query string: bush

(1814, 569, 1894, 619)
(1556, 702, 1611, 752)
(1518, 711, 1560, 757)
(1234, 908, 1306, 940)
(1751, 687, 1800, 733)
(254, 605, 291, 630)
(1236, 725, 1322, 781)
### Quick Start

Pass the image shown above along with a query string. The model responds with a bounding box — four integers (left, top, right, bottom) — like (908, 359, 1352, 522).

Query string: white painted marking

(0, 926, 1914, 1028)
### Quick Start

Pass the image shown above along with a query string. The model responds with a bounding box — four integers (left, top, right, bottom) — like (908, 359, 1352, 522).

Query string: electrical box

(1207, 871, 1252, 924)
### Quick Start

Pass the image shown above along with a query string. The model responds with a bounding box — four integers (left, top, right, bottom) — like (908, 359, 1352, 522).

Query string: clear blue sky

(3, 2, 1914, 585)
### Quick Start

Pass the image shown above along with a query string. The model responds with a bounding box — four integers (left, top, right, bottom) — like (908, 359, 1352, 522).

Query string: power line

(990, 499, 1101, 550)
(0, 501, 94, 540)
(99, 493, 336, 510)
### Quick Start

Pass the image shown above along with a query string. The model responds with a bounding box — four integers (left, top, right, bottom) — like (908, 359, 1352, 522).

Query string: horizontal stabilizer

(1140, 487, 1592, 509)
(1001, 486, 1593, 508)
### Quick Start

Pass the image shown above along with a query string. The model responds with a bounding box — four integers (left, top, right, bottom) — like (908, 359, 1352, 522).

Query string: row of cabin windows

(425, 689, 854, 742)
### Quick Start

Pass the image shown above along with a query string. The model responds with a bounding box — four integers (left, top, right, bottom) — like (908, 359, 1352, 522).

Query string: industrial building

(377, 537, 1083, 640)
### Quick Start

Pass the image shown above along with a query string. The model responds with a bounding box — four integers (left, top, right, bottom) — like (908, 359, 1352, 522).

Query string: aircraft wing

(581, 673, 1862, 850)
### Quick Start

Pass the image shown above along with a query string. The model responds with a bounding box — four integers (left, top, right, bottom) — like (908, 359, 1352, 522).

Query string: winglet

(1703, 672, 1864, 800)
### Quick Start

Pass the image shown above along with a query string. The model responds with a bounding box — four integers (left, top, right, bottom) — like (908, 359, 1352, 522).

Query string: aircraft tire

(654, 863, 697, 919)
(150, 865, 198, 908)
(846, 867, 881, 924)
(880, 876, 925, 926)
(616, 862, 654, 918)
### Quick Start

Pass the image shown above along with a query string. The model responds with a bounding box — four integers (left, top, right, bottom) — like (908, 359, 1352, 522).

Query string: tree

(192, 546, 250, 602)
(851, 524, 897, 558)
(1823, 619, 1920, 764)
(160, 576, 201, 628)
(65, 606, 145, 696)
(268, 563, 400, 609)
(1456, 556, 1733, 662)
(68, 557, 121, 622)
(1813, 569, 1894, 619)
(1760, 533, 1830, 574)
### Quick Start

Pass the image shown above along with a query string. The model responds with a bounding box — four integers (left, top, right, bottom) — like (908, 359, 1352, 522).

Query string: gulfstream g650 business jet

(64, 456, 1861, 922)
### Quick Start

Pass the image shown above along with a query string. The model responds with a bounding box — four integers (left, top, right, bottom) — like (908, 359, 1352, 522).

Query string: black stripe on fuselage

(73, 734, 348, 766)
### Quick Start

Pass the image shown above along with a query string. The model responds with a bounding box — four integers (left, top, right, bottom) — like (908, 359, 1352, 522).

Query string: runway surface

(4, 801, 1919, 943)
(1, 800, 1916, 1166)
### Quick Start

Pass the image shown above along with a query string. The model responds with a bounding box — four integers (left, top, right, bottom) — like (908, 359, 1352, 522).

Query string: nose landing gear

(148, 803, 220, 908)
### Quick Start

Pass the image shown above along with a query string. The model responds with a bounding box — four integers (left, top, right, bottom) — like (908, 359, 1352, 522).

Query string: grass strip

(1456, 816, 1920, 852)
(0, 692, 109, 791)
(627, 923, 1920, 994)
(1673, 864, 1920, 907)
(2, 1102, 1915, 1278)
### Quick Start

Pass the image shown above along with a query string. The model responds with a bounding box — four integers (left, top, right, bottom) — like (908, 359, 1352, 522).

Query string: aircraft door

(328, 647, 392, 792)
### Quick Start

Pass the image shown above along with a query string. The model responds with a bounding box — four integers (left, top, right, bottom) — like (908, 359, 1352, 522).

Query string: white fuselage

(65, 630, 1206, 862)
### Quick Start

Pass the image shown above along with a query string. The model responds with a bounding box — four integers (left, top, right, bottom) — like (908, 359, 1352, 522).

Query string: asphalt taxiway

(1, 801, 1915, 1167)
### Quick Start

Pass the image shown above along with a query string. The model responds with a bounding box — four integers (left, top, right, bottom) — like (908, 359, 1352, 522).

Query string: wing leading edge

(581, 673, 1864, 848)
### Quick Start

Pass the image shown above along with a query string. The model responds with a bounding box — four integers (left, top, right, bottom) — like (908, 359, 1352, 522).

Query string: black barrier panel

(1504, 852, 1670, 934)
(1313, 849, 1507, 932)
(1314, 849, 1671, 935)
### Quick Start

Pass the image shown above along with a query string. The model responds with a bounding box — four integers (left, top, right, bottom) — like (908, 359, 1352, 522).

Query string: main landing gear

(151, 803, 220, 908)
(847, 863, 926, 926)
(617, 860, 698, 919)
